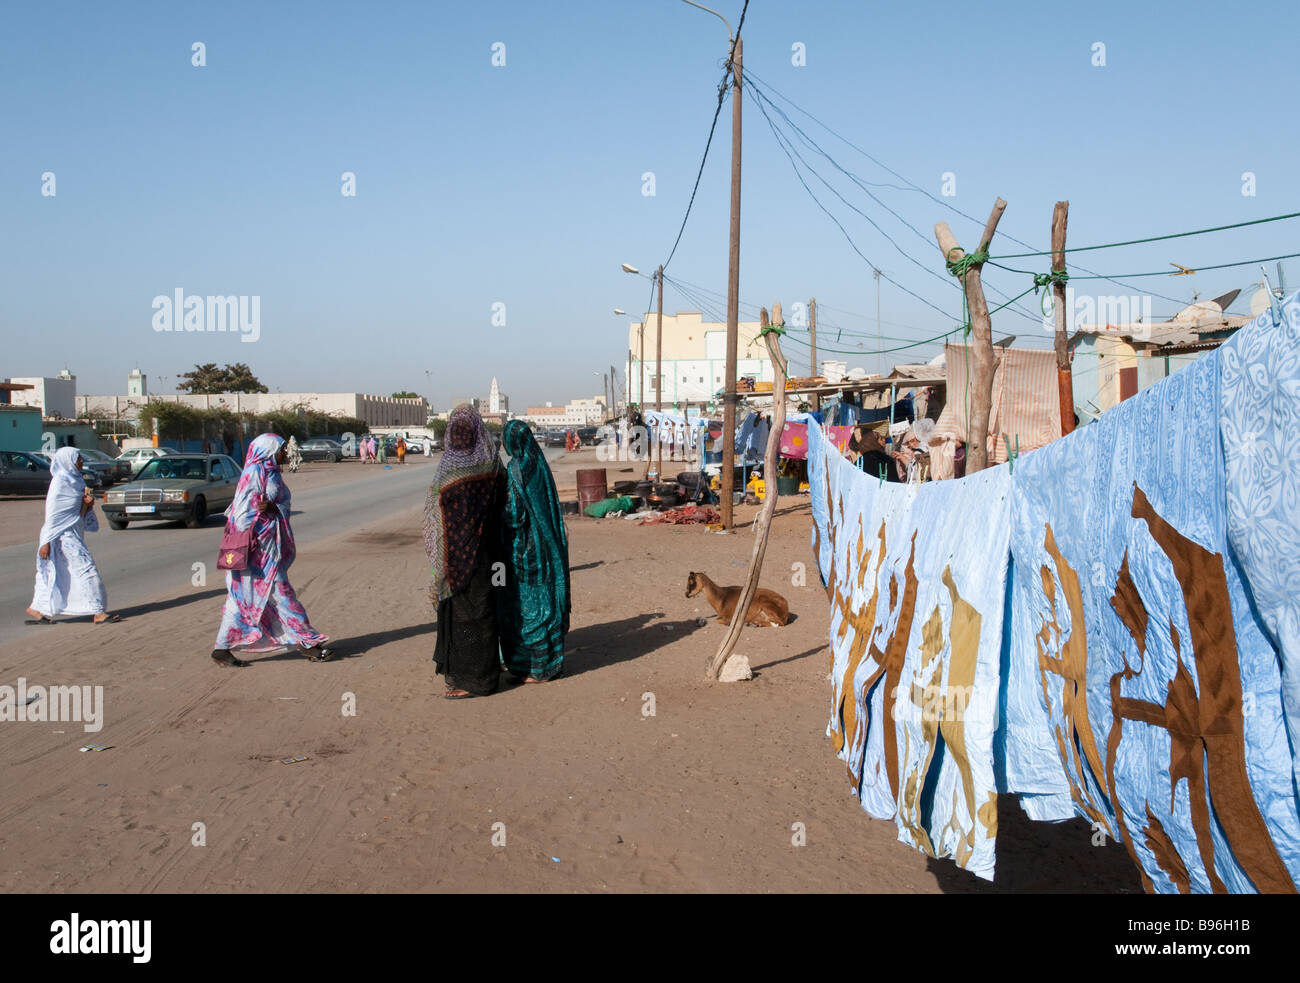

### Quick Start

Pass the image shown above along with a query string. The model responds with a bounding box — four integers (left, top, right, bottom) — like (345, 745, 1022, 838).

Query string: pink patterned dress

(213, 434, 328, 652)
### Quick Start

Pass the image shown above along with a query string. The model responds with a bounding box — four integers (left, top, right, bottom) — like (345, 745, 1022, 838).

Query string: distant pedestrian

(424, 437, 433, 457)
(377, 437, 387, 464)
(210, 434, 332, 667)
(285, 435, 302, 473)
(25, 447, 118, 625)
(396, 437, 407, 464)
(424, 405, 502, 699)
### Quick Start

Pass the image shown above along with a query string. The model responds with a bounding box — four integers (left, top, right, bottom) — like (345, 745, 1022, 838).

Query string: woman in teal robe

(498, 420, 570, 682)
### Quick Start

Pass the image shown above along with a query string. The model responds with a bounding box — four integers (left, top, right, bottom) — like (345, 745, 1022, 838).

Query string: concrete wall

(0, 406, 44, 451)
(77, 391, 430, 427)
(627, 314, 771, 406)
(8, 377, 77, 418)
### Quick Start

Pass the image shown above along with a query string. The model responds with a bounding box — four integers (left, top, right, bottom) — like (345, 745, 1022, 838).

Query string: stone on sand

(719, 654, 752, 682)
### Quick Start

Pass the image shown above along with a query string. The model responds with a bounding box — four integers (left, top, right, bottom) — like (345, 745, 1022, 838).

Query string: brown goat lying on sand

(685, 571, 790, 627)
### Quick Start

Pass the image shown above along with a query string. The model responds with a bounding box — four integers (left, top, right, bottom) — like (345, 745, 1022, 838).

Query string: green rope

(991, 210, 1300, 260)
(990, 250, 1300, 281)
(1032, 269, 1069, 317)
(945, 242, 990, 279)
(759, 322, 786, 336)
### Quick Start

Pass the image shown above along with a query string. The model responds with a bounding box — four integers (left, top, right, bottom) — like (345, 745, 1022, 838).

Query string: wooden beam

(708, 302, 789, 680)
(934, 197, 1006, 474)
(1052, 200, 1075, 436)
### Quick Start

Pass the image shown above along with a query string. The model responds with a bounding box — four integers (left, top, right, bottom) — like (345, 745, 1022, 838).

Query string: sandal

(94, 613, 121, 624)
(443, 688, 479, 700)
(24, 615, 54, 626)
(211, 649, 250, 668)
(304, 645, 335, 663)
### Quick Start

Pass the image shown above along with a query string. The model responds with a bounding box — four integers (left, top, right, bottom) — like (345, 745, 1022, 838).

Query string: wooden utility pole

(808, 296, 817, 376)
(654, 264, 664, 479)
(934, 197, 1007, 474)
(610, 364, 618, 420)
(709, 302, 788, 680)
(720, 36, 742, 530)
(639, 320, 645, 413)
(1052, 201, 1075, 436)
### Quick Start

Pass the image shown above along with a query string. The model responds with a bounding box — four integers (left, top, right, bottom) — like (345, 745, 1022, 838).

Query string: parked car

(0, 451, 55, 496)
(404, 439, 425, 454)
(80, 447, 134, 483)
(101, 454, 242, 529)
(299, 438, 345, 463)
(27, 451, 104, 490)
(117, 447, 174, 475)
(577, 426, 599, 446)
(545, 430, 567, 447)
(35, 448, 116, 486)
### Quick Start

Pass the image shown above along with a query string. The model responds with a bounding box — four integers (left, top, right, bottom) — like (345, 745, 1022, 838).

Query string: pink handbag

(216, 524, 255, 571)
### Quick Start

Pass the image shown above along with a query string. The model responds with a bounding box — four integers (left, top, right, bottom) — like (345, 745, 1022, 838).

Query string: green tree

(177, 363, 268, 394)
(392, 390, 419, 399)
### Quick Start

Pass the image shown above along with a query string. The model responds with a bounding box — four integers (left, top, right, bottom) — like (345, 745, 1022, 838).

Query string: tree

(391, 390, 419, 399)
(177, 363, 268, 394)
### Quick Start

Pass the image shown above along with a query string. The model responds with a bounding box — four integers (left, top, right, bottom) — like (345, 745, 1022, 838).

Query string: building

(487, 377, 508, 415)
(6, 371, 77, 419)
(127, 368, 147, 399)
(78, 389, 429, 427)
(520, 395, 606, 428)
(627, 311, 774, 408)
(1068, 297, 1248, 418)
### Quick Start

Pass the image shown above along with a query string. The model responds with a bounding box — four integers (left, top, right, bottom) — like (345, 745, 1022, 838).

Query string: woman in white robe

(25, 447, 117, 624)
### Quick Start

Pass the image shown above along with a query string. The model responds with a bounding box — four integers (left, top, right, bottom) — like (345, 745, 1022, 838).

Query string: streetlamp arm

(681, 0, 731, 41)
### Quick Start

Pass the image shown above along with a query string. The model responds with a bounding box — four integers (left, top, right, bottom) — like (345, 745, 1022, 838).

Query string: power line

(991, 211, 1300, 259)
(741, 69, 1212, 310)
(661, 0, 750, 271)
(989, 251, 1300, 281)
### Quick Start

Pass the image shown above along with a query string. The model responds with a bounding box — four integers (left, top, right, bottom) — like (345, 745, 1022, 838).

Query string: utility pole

(873, 268, 882, 376)
(610, 364, 618, 419)
(808, 297, 817, 376)
(720, 36, 742, 530)
(639, 319, 645, 413)
(934, 197, 1007, 474)
(1051, 201, 1075, 436)
(654, 264, 664, 479)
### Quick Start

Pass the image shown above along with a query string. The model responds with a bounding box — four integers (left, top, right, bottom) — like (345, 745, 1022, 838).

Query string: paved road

(0, 459, 439, 647)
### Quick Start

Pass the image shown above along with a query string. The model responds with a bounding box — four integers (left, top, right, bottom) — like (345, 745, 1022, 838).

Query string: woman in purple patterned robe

(210, 433, 332, 667)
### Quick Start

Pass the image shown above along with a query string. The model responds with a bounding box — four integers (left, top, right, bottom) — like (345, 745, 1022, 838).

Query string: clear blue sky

(2, 0, 1296, 409)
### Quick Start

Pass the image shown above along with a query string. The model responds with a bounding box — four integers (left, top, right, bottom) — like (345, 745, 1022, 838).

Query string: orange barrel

(576, 468, 608, 512)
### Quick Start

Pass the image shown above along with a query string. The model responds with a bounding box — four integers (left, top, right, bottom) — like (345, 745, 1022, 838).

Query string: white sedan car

(116, 447, 174, 475)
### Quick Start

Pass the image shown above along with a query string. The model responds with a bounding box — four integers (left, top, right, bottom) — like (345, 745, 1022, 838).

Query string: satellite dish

(1250, 288, 1270, 317)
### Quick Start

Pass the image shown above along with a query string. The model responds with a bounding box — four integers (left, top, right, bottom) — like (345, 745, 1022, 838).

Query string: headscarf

(228, 434, 290, 533)
(39, 447, 97, 547)
(423, 405, 500, 602)
(500, 420, 571, 634)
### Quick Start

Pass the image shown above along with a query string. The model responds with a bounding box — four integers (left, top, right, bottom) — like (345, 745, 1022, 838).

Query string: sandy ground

(0, 445, 1142, 893)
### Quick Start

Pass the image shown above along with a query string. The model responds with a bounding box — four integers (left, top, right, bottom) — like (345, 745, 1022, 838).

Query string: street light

(622, 264, 647, 411)
(613, 308, 626, 315)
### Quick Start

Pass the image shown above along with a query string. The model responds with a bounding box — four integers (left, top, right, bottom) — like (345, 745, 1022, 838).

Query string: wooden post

(934, 197, 1006, 474)
(708, 302, 788, 680)
(720, 37, 742, 530)
(1052, 201, 1075, 436)
(809, 296, 820, 412)
(654, 264, 664, 479)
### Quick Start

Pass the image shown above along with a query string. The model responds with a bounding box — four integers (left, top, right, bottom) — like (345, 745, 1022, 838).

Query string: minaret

(489, 377, 500, 414)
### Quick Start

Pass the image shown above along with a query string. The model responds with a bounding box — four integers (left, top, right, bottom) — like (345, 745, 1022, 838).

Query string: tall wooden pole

(655, 264, 664, 478)
(720, 36, 742, 530)
(934, 197, 1007, 474)
(808, 296, 817, 377)
(708, 302, 788, 680)
(610, 364, 618, 419)
(1052, 201, 1075, 436)
(639, 320, 645, 413)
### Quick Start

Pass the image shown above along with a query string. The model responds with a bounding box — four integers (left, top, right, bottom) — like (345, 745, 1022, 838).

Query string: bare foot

(93, 613, 121, 624)
(25, 607, 43, 619)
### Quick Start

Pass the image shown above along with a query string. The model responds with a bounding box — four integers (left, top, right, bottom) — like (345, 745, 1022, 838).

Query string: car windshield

(136, 457, 208, 481)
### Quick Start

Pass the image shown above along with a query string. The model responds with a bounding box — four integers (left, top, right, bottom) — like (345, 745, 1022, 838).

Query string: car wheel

(108, 519, 129, 531)
(185, 496, 207, 528)
(328, 453, 338, 463)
